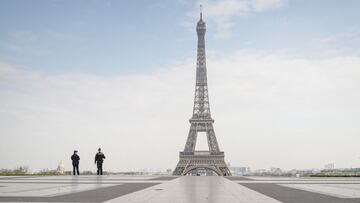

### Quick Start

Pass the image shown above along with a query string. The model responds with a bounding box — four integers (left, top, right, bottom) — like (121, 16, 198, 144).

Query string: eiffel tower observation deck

(173, 6, 231, 176)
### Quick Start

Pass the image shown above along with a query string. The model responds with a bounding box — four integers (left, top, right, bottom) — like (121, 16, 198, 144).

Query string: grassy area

(0, 172, 63, 176)
(310, 173, 360, 177)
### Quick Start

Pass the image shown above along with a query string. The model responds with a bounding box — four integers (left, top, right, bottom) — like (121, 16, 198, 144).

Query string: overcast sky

(1, 0, 360, 172)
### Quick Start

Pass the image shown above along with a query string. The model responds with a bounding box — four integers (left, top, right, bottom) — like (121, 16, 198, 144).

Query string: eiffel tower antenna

(173, 6, 231, 176)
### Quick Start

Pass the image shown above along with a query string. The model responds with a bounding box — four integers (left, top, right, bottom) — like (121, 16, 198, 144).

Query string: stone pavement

(0, 175, 359, 202)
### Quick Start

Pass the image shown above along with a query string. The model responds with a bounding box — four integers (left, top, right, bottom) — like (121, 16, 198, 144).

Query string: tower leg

(184, 124, 197, 153)
(206, 124, 220, 153)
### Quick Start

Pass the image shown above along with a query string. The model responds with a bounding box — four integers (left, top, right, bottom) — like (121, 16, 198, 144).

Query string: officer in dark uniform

(71, 150, 80, 175)
(94, 148, 106, 175)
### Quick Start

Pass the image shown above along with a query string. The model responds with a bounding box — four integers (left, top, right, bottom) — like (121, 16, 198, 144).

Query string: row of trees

(0, 166, 62, 176)
(0, 166, 112, 176)
(0, 166, 30, 175)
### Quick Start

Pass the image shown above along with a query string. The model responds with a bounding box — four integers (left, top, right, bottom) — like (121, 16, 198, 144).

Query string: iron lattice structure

(173, 10, 231, 176)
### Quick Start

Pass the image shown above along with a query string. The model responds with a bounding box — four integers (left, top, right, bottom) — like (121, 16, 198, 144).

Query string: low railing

(180, 151, 224, 156)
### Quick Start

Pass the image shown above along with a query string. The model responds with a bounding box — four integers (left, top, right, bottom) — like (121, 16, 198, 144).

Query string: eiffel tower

(173, 7, 231, 176)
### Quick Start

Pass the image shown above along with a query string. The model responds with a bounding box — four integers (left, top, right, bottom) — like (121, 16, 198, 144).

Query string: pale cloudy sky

(1, 0, 360, 172)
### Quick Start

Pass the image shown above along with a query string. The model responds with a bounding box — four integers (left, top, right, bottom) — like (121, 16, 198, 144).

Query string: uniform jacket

(95, 152, 106, 164)
(71, 154, 80, 165)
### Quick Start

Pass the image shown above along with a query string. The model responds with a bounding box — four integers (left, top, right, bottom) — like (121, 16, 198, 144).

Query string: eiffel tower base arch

(173, 151, 231, 176)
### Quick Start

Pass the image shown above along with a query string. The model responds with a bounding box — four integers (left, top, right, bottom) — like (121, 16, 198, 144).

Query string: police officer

(71, 150, 80, 175)
(94, 148, 106, 175)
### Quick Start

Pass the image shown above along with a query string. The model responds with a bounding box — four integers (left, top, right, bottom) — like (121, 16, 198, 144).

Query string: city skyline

(1, 0, 360, 172)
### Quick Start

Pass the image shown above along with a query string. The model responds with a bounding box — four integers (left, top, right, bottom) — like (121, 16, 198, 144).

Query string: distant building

(324, 163, 334, 170)
(57, 160, 65, 174)
(230, 166, 251, 175)
(255, 169, 266, 173)
(270, 167, 282, 175)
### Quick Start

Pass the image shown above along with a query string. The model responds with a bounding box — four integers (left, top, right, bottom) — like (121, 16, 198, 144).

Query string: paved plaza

(0, 175, 360, 202)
